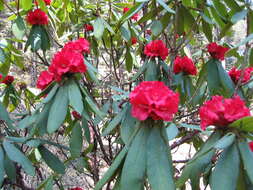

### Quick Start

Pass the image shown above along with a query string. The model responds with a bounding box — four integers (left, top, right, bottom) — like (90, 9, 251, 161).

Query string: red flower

(35, 0, 51, 6)
(173, 56, 197, 75)
(84, 24, 94, 32)
(49, 50, 87, 81)
(207, 42, 229, 61)
(26, 9, 48, 25)
(144, 40, 169, 60)
(63, 38, 90, 54)
(72, 111, 82, 120)
(2, 75, 14, 85)
(123, 7, 139, 21)
(36, 70, 54, 90)
(199, 95, 250, 130)
(130, 81, 179, 121)
(131, 37, 137, 45)
(228, 67, 253, 84)
(69, 188, 83, 190)
(0, 74, 2, 81)
(249, 142, 253, 152)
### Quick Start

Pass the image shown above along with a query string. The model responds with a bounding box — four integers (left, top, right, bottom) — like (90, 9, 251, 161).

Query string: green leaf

(151, 20, 163, 36)
(47, 85, 69, 133)
(41, 84, 59, 104)
(21, 0, 32, 10)
(231, 9, 248, 24)
(0, 147, 5, 186)
(131, 60, 148, 82)
(202, 20, 212, 42)
(70, 123, 83, 157)
(0, 48, 5, 63)
(147, 127, 175, 190)
(145, 59, 157, 81)
(120, 24, 131, 41)
(102, 106, 127, 136)
(68, 79, 83, 114)
(119, 3, 144, 23)
(249, 47, 253, 67)
(223, 0, 241, 12)
(238, 140, 253, 184)
(207, 59, 222, 95)
(94, 146, 128, 190)
(214, 133, 235, 149)
(166, 123, 179, 140)
(38, 146, 66, 174)
(3, 140, 35, 176)
(4, 155, 16, 181)
(93, 17, 105, 39)
(229, 116, 253, 132)
(213, 0, 228, 18)
(235, 33, 253, 48)
(40, 26, 50, 51)
(157, 0, 175, 14)
(12, 16, 26, 40)
(0, 102, 14, 129)
(210, 143, 240, 190)
(120, 126, 150, 190)
(125, 47, 133, 72)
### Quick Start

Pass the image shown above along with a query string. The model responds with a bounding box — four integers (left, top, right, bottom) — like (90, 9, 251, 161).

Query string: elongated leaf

(229, 116, 253, 132)
(38, 146, 65, 174)
(238, 140, 253, 184)
(4, 155, 16, 181)
(131, 60, 148, 82)
(68, 80, 83, 114)
(126, 47, 133, 72)
(214, 133, 235, 149)
(0, 102, 14, 129)
(70, 123, 83, 157)
(147, 127, 175, 190)
(47, 85, 69, 133)
(119, 3, 144, 23)
(0, 147, 5, 186)
(157, 0, 175, 14)
(93, 17, 105, 39)
(3, 140, 35, 176)
(42, 84, 59, 104)
(202, 20, 212, 42)
(151, 20, 163, 36)
(166, 123, 179, 140)
(120, 126, 150, 190)
(12, 16, 26, 40)
(231, 9, 248, 24)
(249, 47, 253, 67)
(102, 106, 127, 136)
(210, 143, 240, 190)
(21, 0, 32, 10)
(235, 33, 253, 48)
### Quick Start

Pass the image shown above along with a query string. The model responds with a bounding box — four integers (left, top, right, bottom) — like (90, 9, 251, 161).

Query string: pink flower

(130, 81, 179, 121)
(199, 95, 250, 130)
(49, 50, 87, 81)
(35, 0, 51, 6)
(131, 37, 137, 45)
(249, 142, 253, 152)
(207, 42, 229, 61)
(69, 188, 83, 190)
(84, 24, 94, 32)
(36, 70, 54, 90)
(2, 75, 14, 85)
(26, 9, 48, 25)
(228, 67, 253, 84)
(173, 56, 197, 75)
(123, 7, 139, 21)
(144, 40, 169, 60)
(63, 38, 90, 54)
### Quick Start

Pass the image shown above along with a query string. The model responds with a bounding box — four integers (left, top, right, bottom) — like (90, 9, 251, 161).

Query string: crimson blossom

(36, 71, 54, 90)
(1, 75, 14, 85)
(72, 111, 82, 120)
(84, 24, 94, 32)
(123, 7, 139, 21)
(228, 67, 253, 84)
(129, 81, 179, 121)
(207, 42, 229, 61)
(35, 0, 51, 6)
(26, 9, 48, 25)
(144, 40, 169, 60)
(199, 95, 250, 130)
(63, 38, 90, 54)
(173, 56, 197, 75)
(131, 37, 137, 45)
(249, 142, 253, 152)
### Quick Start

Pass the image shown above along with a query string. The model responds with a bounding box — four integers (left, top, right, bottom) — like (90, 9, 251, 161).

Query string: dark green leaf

(147, 127, 175, 190)
(0, 147, 5, 186)
(3, 140, 35, 176)
(47, 85, 69, 133)
(68, 79, 83, 114)
(120, 24, 131, 41)
(4, 155, 16, 181)
(157, 0, 175, 14)
(229, 116, 253, 132)
(166, 123, 179, 140)
(151, 20, 163, 36)
(249, 47, 253, 67)
(202, 20, 212, 42)
(38, 146, 66, 174)
(12, 16, 26, 40)
(70, 123, 83, 157)
(41, 84, 59, 104)
(126, 47, 133, 72)
(214, 133, 235, 149)
(210, 143, 240, 190)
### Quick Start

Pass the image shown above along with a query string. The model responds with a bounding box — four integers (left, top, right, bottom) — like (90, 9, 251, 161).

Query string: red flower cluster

(144, 40, 169, 60)
(72, 111, 82, 120)
(131, 37, 137, 45)
(36, 38, 89, 90)
(123, 7, 139, 21)
(0, 75, 14, 85)
(35, 0, 51, 6)
(26, 9, 48, 25)
(199, 95, 250, 130)
(249, 142, 253, 152)
(228, 67, 253, 84)
(130, 81, 179, 121)
(207, 42, 229, 61)
(84, 24, 94, 32)
(173, 56, 197, 75)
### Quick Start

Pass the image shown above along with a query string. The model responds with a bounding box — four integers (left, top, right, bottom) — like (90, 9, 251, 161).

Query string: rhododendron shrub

(1, 0, 253, 189)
